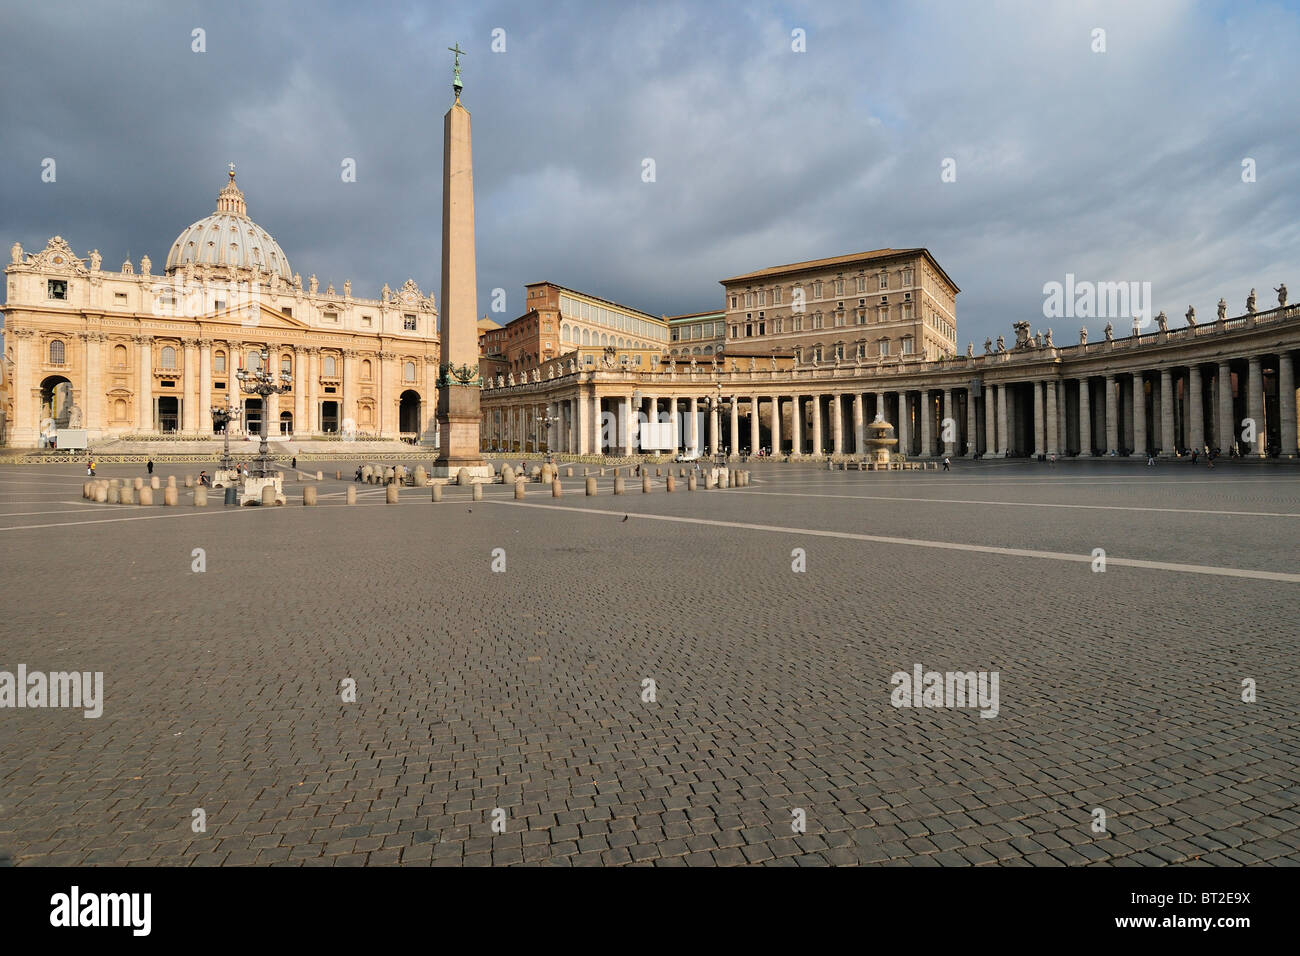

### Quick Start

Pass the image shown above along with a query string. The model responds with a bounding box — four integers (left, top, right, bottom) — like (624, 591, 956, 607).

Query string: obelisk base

(432, 382, 488, 477)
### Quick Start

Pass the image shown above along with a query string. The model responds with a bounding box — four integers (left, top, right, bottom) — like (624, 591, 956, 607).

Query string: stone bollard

(556, 480, 566, 498)
(107, 485, 120, 504)
(362, 465, 373, 482)
(515, 479, 526, 499)
(120, 486, 135, 505)
(133, 476, 143, 490)
(656, 467, 662, 477)
(138, 486, 153, 505)
(642, 476, 651, 493)
(316, 470, 323, 481)
(194, 486, 208, 507)
(585, 477, 596, 496)
(614, 476, 625, 495)
(472, 483, 482, 501)
(262, 485, 278, 506)
(688, 474, 697, 491)
(414, 466, 427, 487)
(530, 466, 541, 480)
(167, 475, 176, 488)
(705, 473, 715, 489)
(185, 475, 193, 488)
(150, 475, 160, 490)
(666, 475, 675, 493)
(347, 486, 357, 505)
(613, 467, 621, 477)
(303, 486, 317, 505)
(600, 468, 606, 477)
(163, 487, 178, 506)
(82, 482, 90, 499)
(501, 465, 515, 483)
(679, 468, 686, 478)
(386, 484, 399, 504)
(565, 467, 574, 477)
(432, 484, 442, 502)
(336, 470, 342, 480)
(458, 467, 472, 486)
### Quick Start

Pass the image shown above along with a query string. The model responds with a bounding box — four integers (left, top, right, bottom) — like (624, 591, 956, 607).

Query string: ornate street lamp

(540, 410, 561, 466)
(235, 350, 291, 478)
(210, 401, 241, 473)
(705, 386, 731, 466)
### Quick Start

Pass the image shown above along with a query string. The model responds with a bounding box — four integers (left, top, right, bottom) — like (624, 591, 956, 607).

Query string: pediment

(204, 301, 313, 330)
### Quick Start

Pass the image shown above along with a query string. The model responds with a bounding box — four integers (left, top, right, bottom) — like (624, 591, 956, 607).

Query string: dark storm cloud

(2, 0, 1297, 345)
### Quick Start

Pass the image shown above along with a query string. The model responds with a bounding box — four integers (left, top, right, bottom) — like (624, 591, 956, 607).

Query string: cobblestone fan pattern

(1, 460, 1297, 866)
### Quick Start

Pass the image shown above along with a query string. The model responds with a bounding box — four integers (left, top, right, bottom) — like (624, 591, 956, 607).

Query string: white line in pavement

(724, 489, 1299, 518)
(482, 500, 1300, 583)
(0, 508, 259, 531)
(0, 507, 107, 517)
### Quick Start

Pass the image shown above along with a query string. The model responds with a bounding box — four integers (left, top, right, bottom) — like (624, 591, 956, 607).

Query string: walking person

(146, 459, 154, 475)
(942, 456, 951, 471)
(291, 456, 297, 470)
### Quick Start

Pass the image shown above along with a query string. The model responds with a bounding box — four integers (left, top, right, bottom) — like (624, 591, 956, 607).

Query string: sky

(2, 0, 1298, 347)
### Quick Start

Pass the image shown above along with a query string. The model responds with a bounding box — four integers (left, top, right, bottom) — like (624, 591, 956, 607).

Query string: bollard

(94, 485, 108, 503)
(347, 486, 357, 505)
(150, 475, 160, 490)
(134, 477, 143, 490)
(386, 484, 399, 504)
(656, 467, 662, 477)
(139, 487, 153, 505)
(555, 480, 565, 498)
(585, 477, 596, 496)
(316, 470, 323, 481)
(224, 485, 237, 506)
(613, 467, 621, 477)
(642, 476, 651, 494)
(472, 483, 482, 501)
(336, 470, 342, 480)
(666, 475, 675, 493)
(303, 486, 317, 505)
(705, 473, 715, 490)
(679, 468, 686, 478)
(167, 475, 177, 488)
(432, 484, 442, 502)
(614, 477, 625, 495)
(501, 465, 516, 484)
(194, 486, 208, 506)
(120, 485, 135, 504)
(82, 482, 90, 499)
(583, 467, 590, 477)
(688, 474, 697, 491)
(262, 485, 277, 506)
(163, 487, 178, 506)
(185, 475, 193, 488)
(515, 479, 526, 499)
(565, 467, 574, 477)
(600, 468, 606, 477)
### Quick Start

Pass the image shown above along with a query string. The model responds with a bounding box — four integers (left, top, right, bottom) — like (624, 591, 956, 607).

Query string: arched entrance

(244, 397, 263, 437)
(399, 390, 421, 435)
(39, 375, 73, 427)
(279, 411, 293, 436)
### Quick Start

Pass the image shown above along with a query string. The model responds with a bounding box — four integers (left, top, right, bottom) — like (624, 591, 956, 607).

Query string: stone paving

(0, 458, 1297, 866)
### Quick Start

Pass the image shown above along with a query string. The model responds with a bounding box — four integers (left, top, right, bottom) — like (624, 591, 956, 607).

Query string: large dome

(164, 167, 292, 279)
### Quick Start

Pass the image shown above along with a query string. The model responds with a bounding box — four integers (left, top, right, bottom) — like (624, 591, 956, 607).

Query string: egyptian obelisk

(433, 44, 490, 477)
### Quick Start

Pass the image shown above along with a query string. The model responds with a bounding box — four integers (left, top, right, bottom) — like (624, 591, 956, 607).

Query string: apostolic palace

(3, 171, 1298, 461)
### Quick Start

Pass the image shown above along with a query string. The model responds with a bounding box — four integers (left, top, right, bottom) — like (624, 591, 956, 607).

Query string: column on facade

(728, 396, 739, 459)
(983, 388, 994, 457)
(996, 384, 1009, 456)
(199, 340, 214, 433)
(708, 398, 720, 455)
(179, 339, 196, 432)
(137, 335, 153, 431)
(831, 394, 843, 455)
(1216, 361, 1233, 452)
(770, 396, 781, 455)
(1132, 372, 1146, 457)
(746, 395, 759, 455)
(919, 390, 933, 458)
(306, 348, 320, 433)
(810, 395, 824, 456)
(575, 390, 589, 455)
(1031, 380, 1045, 457)
(1078, 378, 1092, 457)
(11, 330, 36, 444)
(1045, 380, 1058, 456)
(341, 350, 357, 435)
(1188, 365, 1205, 454)
(897, 392, 910, 457)
(853, 393, 865, 455)
(1280, 352, 1298, 458)
(1247, 355, 1265, 456)
(1160, 368, 1175, 456)
(790, 396, 802, 457)
(1104, 373, 1118, 455)
(620, 395, 631, 455)
(291, 346, 305, 437)
(941, 388, 955, 457)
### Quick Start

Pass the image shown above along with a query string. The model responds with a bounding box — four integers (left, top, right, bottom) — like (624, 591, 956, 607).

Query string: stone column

(811, 395, 823, 455)
(1102, 374, 1117, 455)
(291, 347, 305, 436)
(80, 333, 103, 438)
(1045, 381, 1058, 457)
(790, 396, 802, 457)
(983, 389, 994, 457)
(942, 388, 955, 457)
(1247, 355, 1265, 456)
(709, 399, 720, 455)
(1078, 378, 1092, 456)
(997, 384, 1009, 456)
(1132, 372, 1146, 457)
(728, 396, 739, 459)
(770, 396, 781, 455)
(853, 393, 865, 455)
(897, 392, 910, 456)
(831, 394, 843, 455)
(919, 390, 933, 458)
(576, 388, 590, 454)
(665, 396, 677, 454)
(1188, 365, 1204, 454)
(1159, 368, 1175, 456)
(1032, 380, 1044, 457)
(1216, 361, 1233, 452)
(200, 340, 214, 433)
(9, 329, 36, 445)
(307, 348, 320, 433)
(136, 335, 153, 431)
(749, 395, 760, 455)
(1280, 352, 1298, 458)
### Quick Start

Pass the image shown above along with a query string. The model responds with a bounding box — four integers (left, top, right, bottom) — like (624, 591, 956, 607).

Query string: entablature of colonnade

(481, 304, 1300, 400)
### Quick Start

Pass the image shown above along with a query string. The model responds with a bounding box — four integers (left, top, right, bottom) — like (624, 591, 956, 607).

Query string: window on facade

(835, 344, 845, 360)
(835, 279, 844, 296)
(903, 269, 913, 286)
(794, 316, 803, 331)
(775, 318, 783, 333)
(857, 276, 866, 293)
(323, 312, 338, 323)
(113, 344, 128, 366)
(835, 313, 845, 327)
(773, 287, 782, 305)
(49, 340, 66, 364)
(114, 292, 127, 304)
(879, 339, 890, 356)
(161, 346, 176, 368)
(813, 281, 822, 298)
(856, 342, 866, 358)
(902, 338, 914, 354)
(813, 346, 823, 362)
(282, 307, 292, 317)
(281, 356, 292, 373)
(745, 324, 752, 337)
(323, 355, 337, 376)
(214, 351, 226, 372)
(404, 314, 417, 331)
(362, 315, 373, 328)
(48, 280, 67, 300)
(404, 361, 416, 381)
(856, 309, 866, 325)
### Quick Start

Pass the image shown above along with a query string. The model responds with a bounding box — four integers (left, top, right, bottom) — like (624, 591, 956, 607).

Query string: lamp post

(706, 386, 731, 466)
(235, 350, 292, 478)
(540, 409, 561, 465)
(210, 401, 241, 473)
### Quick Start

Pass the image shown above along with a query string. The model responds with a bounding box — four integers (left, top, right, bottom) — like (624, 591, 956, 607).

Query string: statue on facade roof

(995, 335, 1005, 352)
(1044, 328, 1053, 347)
(1079, 326, 1088, 345)
(89, 249, 101, 272)
(982, 337, 992, 354)
(1034, 330, 1043, 348)
(1276, 283, 1288, 307)
(1217, 298, 1227, 321)
(10, 242, 21, 265)
(1185, 305, 1196, 327)
(140, 254, 151, 276)
(1156, 310, 1168, 332)
(381, 282, 391, 301)
(309, 274, 318, 294)
(344, 279, 351, 298)
(293, 272, 301, 290)
(1103, 321, 1114, 341)
(1246, 288, 1256, 314)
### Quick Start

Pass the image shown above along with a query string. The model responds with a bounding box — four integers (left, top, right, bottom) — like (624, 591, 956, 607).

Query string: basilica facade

(2, 168, 440, 447)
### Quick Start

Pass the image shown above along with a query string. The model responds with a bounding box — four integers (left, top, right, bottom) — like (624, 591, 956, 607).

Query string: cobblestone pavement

(1, 459, 1297, 866)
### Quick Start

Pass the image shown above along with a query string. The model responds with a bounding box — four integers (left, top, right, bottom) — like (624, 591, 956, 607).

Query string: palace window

(856, 309, 866, 325)
(813, 346, 823, 362)
(813, 281, 822, 298)
(813, 314, 823, 330)
(281, 355, 292, 373)
(793, 316, 803, 331)
(48, 279, 67, 300)
(834, 343, 844, 360)
(902, 337, 914, 355)
(857, 276, 866, 293)
(323, 355, 337, 376)
(775, 318, 783, 333)
(879, 273, 888, 290)
(856, 342, 866, 358)
(835, 279, 844, 296)
(323, 312, 338, 323)
(758, 290, 766, 307)
(214, 351, 226, 372)
(879, 339, 890, 356)
(161, 346, 176, 368)
(404, 361, 416, 381)
(773, 287, 782, 305)
(902, 268, 913, 286)
(404, 314, 417, 331)
(113, 344, 128, 366)
(49, 340, 66, 364)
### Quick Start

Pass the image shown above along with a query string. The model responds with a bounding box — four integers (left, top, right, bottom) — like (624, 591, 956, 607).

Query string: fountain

(864, 415, 899, 466)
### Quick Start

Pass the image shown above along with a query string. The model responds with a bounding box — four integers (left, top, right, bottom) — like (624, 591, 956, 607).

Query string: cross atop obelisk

(432, 42, 487, 476)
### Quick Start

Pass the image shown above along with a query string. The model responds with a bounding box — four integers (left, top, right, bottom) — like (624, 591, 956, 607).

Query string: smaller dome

(164, 166, 292, 280)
